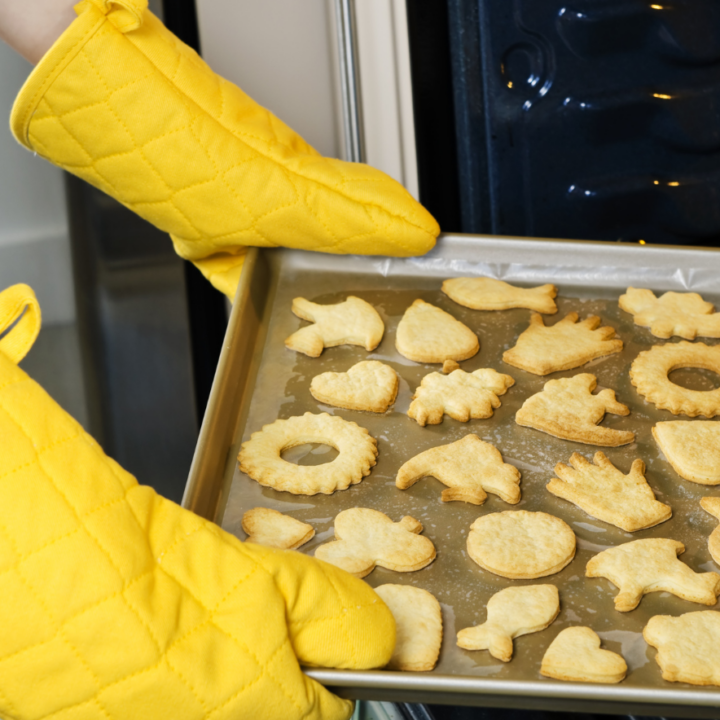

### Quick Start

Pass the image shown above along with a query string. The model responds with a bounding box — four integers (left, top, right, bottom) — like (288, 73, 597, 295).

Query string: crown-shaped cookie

(516, 373, 634, 447)
(503, 312, 623, 375)
(619, 287, 720, 339)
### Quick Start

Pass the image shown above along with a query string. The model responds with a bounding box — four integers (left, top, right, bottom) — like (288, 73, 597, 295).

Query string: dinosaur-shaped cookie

(644, 610, 720, 686)
(408, 368, 515, 426)
(701, 497, 720, 565)
(457, 585, 559, 661)
(548, 452, 671, 532)
(396, 434, 521, 505)
(375, 584, 443, 672)
(619, 287, 720, 340)
(586, 538, 720, 612)
(653, 421, 720, 485)
(442, 277, 558, 314)
(310, 360, 398, 412)
(515, 373, 634, 447)
(396, 299, 479, 363)
(241, 508, 314, 550)
(503, 312, 623, 375)
(541, 627, 627, 684)
(314, 508, 436, 578)
(285, 296, 384, 357)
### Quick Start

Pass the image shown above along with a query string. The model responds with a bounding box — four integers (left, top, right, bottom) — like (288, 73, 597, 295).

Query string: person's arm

(0, 0, 75, 63)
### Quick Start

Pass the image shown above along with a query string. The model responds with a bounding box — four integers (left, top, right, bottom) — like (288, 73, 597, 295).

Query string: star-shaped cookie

(314, 508, 436, 578)
(619, 287, 720, 339)
(396, 299, 479, 363)
(586, 538, 720, 611)
(285, 296, 384, 357)
(503, 312, 623, 375)
(442, 277, 558, 314)
(408, 368, 515, 426)
(515, 373, 634, 447)
(548, 452, 671, 532)
(310, 360, 398, 412)
(396, 434, 521, 505)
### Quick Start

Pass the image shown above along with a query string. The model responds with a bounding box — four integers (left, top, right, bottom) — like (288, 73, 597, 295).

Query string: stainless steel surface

(187, 234, 720, 713)
(335, 0, 365, 163)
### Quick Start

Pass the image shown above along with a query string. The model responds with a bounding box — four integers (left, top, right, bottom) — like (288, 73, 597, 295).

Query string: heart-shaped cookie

(242, 508, 314, 550)
(541, 627, 627, 683)
(310, 360, 398, 413)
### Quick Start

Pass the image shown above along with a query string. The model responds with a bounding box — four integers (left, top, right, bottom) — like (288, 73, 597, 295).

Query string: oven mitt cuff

(9, 0, 439, 300)
(0, 284, 395, 720)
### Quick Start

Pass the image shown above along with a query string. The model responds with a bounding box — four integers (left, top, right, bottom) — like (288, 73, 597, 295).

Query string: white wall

(0, 42, 74, 324)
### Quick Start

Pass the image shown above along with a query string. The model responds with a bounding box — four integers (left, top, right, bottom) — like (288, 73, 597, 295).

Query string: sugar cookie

(315, 508, 436, 578)
(516, 373, 634, 447)
(442, 277, 558, 314)
(457, 585, 559, 662)
(619, 287, 720, 340)
(285, 296, 384, 357)
(644, 610, 720, 686)
(701, 497, 720, 565)
(241, 508, 314, 550)
(503, 312, 623, 376)
(467, 511, 576, 579)
(586, 538, 720, 612)
(540, 627, 627, 684)
(375, 584, 443, 672)
(238, 412, 377, 495)
(630, 342, 720, 417)
(442, 359, 460, 374)
(408, 368, 515, 426)
(396, 299, 479, 363)
(653, 421, 720, 485)
(548, 452, 671, 532)
(310, 360, 398, 413)
(396, 434, 521, 505)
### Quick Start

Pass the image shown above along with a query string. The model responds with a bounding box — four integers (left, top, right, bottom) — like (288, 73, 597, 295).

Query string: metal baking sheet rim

(183, 233, 720, 712)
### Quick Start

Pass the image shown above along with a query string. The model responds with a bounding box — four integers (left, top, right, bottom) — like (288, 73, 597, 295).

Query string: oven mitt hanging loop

(10, 0, 439, 299)
(0, 284, 395, 720)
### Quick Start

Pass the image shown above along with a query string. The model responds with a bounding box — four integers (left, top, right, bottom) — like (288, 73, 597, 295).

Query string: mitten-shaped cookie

(0, 285, 394, 720)
(315, 508, 436, 578)
(11, 0, 438, 299)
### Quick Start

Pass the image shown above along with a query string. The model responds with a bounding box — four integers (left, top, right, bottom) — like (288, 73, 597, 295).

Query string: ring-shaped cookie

(238, 412, 377, 495)
(630, 342, 720, 417)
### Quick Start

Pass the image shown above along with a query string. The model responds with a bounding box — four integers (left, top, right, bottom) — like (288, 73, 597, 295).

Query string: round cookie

(630, 342, 720, 417)
(238, 412, 377, 495)
(467, 510, 576, 579)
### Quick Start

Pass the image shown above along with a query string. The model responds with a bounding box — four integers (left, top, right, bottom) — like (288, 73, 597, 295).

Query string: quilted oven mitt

(9, 0, 439, 299)
(0, 284, 395, 720)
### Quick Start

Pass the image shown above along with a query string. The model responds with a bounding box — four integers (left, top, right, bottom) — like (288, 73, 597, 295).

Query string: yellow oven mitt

(10, 0, 439, 299)
(0, 284, 395, 720)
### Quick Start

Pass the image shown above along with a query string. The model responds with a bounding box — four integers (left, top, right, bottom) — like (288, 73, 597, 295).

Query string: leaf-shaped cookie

(654, 421, 720, 485)
(396, 434, 521, 505)
(701, 497, 720, 565)
(442, 277, 558, 314)
(516, 373, 634, 447)
(586, 538, 720, 612)
(314, 508, 436, 578)
(540, 627, 627, 684)
(241, 508, 314, 550)
(548, 452, 671, 532)
(396, 299, 479, 363)
(619, 287, 720, 339)
(408, 368, 515, 426)
(457, 585, 559, 662)
(285, 296, 384, 357)
(310, 360, 398, 412)
(503, 312, 623, 375)
(644, 611, 720, 686)
(375, 584, 443, 672)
